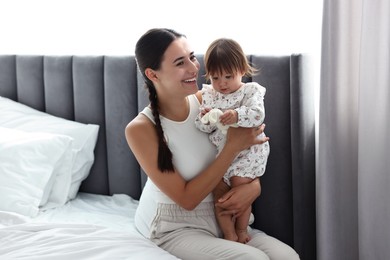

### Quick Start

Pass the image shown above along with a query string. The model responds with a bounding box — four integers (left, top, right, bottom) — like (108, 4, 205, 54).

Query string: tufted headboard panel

(0, 54, 316, 260)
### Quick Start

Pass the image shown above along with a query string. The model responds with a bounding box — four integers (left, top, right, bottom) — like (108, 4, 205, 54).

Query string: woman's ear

(145, 68, 158, 82)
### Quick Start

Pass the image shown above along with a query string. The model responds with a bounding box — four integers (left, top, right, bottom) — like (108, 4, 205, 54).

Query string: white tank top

(135, 94, 216, 238)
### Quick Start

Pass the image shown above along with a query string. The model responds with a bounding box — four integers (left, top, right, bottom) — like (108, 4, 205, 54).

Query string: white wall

(0, 0, 323, 152)
(0, 0, 322, 56)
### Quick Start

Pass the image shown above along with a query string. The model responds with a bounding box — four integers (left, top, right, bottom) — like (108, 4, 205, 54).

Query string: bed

(0, 54, 316, 260)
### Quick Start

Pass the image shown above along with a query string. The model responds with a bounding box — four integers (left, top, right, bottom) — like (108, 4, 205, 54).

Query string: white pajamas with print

(195, 82, 270, 185)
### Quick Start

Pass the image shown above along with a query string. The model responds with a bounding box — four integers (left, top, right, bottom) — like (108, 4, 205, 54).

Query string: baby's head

(204, 38, 257, 94)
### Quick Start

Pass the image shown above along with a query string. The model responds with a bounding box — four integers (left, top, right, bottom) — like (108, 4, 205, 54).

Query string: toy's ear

(217, 123, 230, 135)
(208, 109, 223, 124)
(201, 113, 210, 124)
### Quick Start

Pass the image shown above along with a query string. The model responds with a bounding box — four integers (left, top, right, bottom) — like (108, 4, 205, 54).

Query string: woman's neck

(158, 96, 189, 121)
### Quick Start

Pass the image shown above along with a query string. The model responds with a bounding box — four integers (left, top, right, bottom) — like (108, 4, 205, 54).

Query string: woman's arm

(125, 114, 267, 211)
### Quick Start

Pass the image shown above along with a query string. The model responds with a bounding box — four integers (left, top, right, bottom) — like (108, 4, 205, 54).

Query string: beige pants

(150, 202, 300, 260)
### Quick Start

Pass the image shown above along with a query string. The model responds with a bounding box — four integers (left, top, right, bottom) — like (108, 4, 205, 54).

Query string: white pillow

(0, 96, 99, 201)
(39, 138, 74, 210)
(0, 127, 73, 217)
(39, 141, 74, 210)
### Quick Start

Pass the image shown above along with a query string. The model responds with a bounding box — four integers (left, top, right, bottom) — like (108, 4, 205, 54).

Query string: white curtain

(318, 0, 390, 259)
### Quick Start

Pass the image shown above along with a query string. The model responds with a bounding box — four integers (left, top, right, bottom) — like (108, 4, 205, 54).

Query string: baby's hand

(200, 107, 211, 117)
(220, 110, 238, 125)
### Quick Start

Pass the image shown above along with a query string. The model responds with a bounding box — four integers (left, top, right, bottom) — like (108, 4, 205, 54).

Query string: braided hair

(135, 28, 184, 172)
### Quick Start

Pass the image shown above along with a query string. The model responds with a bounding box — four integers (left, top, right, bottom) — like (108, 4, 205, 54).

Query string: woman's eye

(190, 55, 197, 61)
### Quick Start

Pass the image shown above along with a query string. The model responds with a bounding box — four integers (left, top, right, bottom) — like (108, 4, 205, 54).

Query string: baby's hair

(135, 28, 185, 173)
(204, 38, 258, 81)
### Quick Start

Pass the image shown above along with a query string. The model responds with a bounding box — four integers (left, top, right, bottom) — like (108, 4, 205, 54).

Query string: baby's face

(210, 70, 244, 94)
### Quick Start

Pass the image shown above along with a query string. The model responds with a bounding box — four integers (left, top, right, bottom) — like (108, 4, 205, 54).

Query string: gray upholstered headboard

(0, 54, 316, 260)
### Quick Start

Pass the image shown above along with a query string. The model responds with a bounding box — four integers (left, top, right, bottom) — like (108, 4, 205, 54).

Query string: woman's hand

(225, 124, 269, 153)
(215, 178, 261, 218)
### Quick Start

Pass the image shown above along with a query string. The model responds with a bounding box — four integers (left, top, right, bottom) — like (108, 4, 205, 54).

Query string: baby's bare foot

(236, 229, 250, 244)
(223, 231, 238, 242)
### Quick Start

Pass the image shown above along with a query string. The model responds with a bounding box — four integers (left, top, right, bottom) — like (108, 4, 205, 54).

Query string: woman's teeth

(184, 78, 196, 83)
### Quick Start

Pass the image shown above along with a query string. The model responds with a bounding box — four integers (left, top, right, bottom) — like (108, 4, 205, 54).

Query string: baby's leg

(235, 205, 252, 243)
(230, 176, 254, 244)
(213, 180, 237, 241)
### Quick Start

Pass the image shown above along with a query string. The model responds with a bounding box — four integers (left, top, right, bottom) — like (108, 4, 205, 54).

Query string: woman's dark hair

(135, 28, 184, 173)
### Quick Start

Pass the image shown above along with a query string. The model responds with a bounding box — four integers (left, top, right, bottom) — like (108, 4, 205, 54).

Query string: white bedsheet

(0, 193, 179, 260)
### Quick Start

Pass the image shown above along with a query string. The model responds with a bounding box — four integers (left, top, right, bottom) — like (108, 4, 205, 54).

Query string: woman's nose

(189, 60, 199, 73)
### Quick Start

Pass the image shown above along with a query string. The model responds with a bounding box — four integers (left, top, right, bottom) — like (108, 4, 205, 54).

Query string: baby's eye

(190, 55, 197, 61)
(225, 75, 232, 79)
(212, 76, 219, 80)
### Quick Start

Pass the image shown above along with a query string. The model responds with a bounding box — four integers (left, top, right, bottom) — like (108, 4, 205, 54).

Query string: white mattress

(0, 193, 179, 260)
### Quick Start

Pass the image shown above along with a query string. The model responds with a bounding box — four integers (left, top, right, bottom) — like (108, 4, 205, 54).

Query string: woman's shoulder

(126, 110, 154, 136)
(125, 113, 157, 153)
(194, 91, 203, 104)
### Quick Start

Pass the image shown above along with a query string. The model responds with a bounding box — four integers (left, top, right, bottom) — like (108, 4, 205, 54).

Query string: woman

(125, 28, 300, 260)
